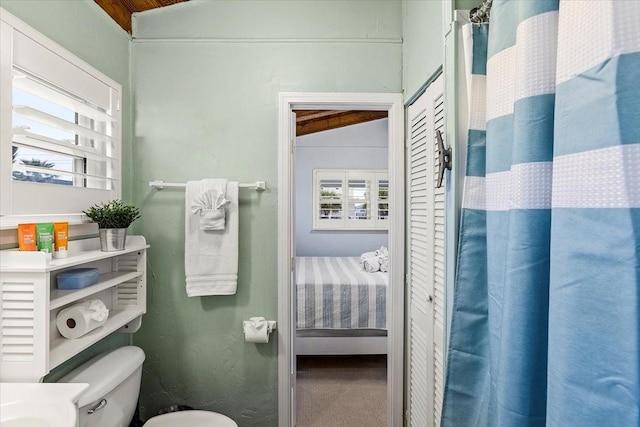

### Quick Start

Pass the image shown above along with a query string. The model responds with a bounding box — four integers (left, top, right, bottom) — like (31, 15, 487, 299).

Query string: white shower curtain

(443, 1, 640, 426)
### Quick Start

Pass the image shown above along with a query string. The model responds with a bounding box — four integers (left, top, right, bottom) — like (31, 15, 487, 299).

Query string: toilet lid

(144, 410, 237, 427)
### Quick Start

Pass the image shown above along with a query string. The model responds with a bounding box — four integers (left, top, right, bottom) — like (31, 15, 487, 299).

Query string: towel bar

(149, 180, 266, 192)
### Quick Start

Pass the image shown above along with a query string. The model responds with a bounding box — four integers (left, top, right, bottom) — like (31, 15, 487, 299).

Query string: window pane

(13, 87, 75, 123)
(11, 145, 75, 185)
(378, 204, 389, 220)
(378, 180, 389, 199)
(348, 179, 369, 200)
(11, 85, 114, 189)
(319, 179, 342, 219)
(349, 202, 370, 220)
(348, 179, 370, 220)
(13, 88, 75, 142)
(378, 179, 389, 219)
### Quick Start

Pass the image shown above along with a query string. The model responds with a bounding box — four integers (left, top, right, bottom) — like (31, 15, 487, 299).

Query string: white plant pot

(98, 228, 127, 251)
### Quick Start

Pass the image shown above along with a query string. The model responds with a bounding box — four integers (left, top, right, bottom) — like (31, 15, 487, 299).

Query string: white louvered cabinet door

(406, 74, 446, 427)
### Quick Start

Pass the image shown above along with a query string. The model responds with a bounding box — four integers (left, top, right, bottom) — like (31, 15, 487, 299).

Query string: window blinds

(10, 29, 119, 191)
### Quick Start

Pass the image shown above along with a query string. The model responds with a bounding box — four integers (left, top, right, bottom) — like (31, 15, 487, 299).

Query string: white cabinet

(0, 235, 148, 382)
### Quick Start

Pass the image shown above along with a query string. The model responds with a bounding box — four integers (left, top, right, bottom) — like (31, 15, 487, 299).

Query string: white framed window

(313, 169, 388, 230)
(0, 9, 121, 227)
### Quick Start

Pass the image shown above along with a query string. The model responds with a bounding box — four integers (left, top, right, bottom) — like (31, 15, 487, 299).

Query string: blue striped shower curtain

(442, 1, 640, 426)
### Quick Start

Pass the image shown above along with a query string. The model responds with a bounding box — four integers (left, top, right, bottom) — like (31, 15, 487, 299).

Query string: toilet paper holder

(243, 318, 277, 334)
(243, 317, 277, 343)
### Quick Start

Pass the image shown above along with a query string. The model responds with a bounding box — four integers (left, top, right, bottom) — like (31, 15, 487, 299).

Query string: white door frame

(277, 92, 405, 427)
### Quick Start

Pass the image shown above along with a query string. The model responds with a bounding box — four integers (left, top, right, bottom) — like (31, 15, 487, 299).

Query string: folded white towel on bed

(361, 252, 381, 273)
(376, 246, 389, 258)
(360, 251, 377, 264)
(359, 247, 389, 273)
(376, 246, 389, 272)
(185, 179, 239, 297)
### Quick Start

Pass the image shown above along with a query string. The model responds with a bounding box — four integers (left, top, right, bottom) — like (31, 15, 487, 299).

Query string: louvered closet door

(406, 74, 445, 427)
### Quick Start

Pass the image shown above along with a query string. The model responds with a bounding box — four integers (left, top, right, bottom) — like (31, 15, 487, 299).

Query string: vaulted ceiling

(94, 0, 189, 34)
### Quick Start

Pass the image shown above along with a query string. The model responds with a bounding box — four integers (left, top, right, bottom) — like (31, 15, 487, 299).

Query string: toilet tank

(59, 346, 145, 427)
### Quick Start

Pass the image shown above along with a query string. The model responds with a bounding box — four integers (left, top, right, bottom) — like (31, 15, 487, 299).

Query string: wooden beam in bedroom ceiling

(94, 0, 188, 34)
(294, 110, 388, 137)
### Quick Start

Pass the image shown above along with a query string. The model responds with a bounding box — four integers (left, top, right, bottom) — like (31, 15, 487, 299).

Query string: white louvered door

(406, 74, 446, 427)
(432, 80, 446, 427)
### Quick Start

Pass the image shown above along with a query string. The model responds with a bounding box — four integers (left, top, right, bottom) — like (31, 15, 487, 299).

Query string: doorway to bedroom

(293, 111, 389, 426)
(277, 93, 405, 427)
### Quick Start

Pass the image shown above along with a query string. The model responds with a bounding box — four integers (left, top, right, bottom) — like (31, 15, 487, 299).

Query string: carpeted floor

(296, 355, 387, 427)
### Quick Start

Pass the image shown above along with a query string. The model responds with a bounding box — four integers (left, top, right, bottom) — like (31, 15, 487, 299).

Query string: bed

(295, 256, 388, 355)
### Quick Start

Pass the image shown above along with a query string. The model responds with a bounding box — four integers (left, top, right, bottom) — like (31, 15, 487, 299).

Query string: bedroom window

(0, 9, 121, 224)
(313, 169, 388, 230)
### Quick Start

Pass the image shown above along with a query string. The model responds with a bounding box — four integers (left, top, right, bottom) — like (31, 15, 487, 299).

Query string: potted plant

(83, 200, 141, 251)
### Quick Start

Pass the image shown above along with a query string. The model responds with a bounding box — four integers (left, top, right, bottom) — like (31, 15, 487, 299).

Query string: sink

(1, 400, 76, 427)
(0, 383, 88, 427)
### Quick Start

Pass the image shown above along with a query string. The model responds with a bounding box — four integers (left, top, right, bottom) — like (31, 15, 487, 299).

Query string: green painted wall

(402, 0, 444, 100)
(402, 0, 477, 101)
(456, 0, 481, 11)
(130, 1, 402, 425)
(0, 0, 134, 379)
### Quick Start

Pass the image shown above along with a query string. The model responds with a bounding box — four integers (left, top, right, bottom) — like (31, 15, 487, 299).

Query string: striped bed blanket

(295, 257, 388, 330)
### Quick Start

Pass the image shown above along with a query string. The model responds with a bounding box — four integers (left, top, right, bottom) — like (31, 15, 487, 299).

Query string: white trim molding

(278, 92, 404, 427)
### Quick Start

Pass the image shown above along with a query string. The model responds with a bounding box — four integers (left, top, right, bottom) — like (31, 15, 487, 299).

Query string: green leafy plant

(320, 189, 339, 198)
(83, 200, 141, 229)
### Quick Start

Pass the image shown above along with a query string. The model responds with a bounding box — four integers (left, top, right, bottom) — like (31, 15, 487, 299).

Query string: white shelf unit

(0, 235, 149, 382)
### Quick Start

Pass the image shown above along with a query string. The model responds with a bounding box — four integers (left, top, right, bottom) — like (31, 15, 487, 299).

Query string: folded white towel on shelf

(185, 179, 239, 297)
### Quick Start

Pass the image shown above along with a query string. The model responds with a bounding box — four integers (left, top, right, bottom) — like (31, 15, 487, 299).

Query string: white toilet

(59, 346, 237, 427)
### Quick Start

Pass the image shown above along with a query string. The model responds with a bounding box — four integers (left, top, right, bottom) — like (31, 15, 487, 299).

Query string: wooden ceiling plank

(129, 0, 184, 11)
(118, 0, 135, 13)
(296, 111, 387, 136)
(95, 0, 188, 33)
(295, 110, 350, 122)
(94, 0, 133, 33)
(128, 0, 164, 13)
(158, 0, 185, 6)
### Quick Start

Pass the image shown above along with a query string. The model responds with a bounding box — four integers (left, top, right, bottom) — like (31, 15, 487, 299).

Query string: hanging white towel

(185, 179, 239, 297)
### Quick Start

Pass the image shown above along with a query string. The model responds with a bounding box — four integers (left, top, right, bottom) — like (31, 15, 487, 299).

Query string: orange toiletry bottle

(18, 223, 37, 251)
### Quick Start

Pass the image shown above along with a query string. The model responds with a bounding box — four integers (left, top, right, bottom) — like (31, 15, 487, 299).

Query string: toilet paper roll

(243, 317, 269, 343)
(56, 299, 109, 339)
